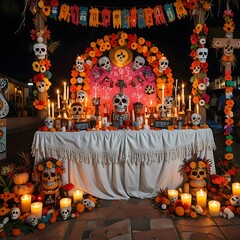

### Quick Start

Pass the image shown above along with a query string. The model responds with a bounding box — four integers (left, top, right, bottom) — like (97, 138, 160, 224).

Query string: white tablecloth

(31, 128, 216, 200)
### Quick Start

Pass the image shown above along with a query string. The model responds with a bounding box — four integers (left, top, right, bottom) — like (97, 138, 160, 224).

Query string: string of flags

(35, 0, 191, 29)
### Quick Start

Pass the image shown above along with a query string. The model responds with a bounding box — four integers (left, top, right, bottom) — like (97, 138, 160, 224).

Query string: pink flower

(223, 9, 234, 18)
(202, 93, 210, 104)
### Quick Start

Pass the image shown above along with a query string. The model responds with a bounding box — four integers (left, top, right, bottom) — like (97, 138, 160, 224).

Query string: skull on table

(71, 102, 84, 120)
(10, 207, 21, 220)
(191, 113, 202, 126)
(76, 90, 87, 104)
(61, 206, 72, 220)
(44, 117, 54, 129)
(42, 168, 60, 190)
(26, 214, 38, 227)
(164, 96, 173, 109)
(112, 93, 129, 113)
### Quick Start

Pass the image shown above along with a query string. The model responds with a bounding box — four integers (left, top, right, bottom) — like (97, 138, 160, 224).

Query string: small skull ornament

(44, 117, 54, 129)
(193, 65, 201, 74)
(112, 93, 129, 113)
(26, 214, 38, 227)
(42, 168, 60, 190)
(191, 113, 202, 126)
(159, 57, 169, 71)
(33, 36, 47, 60)
(75, 56, 85, 72)
(61, 206, 72, 220)
(71, 102, 84, 120)
(37, 80, 47, 93)
(230, 195, 240, 207)
(196, 47, 208, 63)
(164, 96, 173, 109)
(76, 90, 87, 104)
(98, 56, 111, 72)
(133, 56, 145, 71)
(83, 199, 95, 208)
(10, 207, 21, 220)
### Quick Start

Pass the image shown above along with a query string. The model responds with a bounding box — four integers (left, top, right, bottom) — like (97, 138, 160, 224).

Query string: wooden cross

(116, 80, 127, 93)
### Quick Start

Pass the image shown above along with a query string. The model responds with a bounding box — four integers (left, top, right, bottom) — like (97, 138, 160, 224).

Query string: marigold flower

(195, 24, 203, 34)
(225, 139, 233, 146)
(223, 21, 235, 32)
(46, 161, 53, 169)
(225, 153, 234, 160)
(193, 95, 199, 104)
(138, 37, 145, 45)
(32, 61, 40, 72)
(38, 164, 44, 171)
(90, 42, 96, 48)
(198, 161, 206, 169)
(42, 6, 51, 16)
(190, 162, 196, 169)
(89, 51, 96, 57)
(118, 39, 125, 46)
(225, 118, 234, 125)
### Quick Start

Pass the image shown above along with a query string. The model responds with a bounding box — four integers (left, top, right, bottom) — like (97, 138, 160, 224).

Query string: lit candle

(52, 102, 54, 118)
(73, 190, 83, 203)
(57, 89, 60, 108)
(196, 103, 199, 114)
(174, 107, 177, 117)
(150, 99, 152, 107)
(178, 94, 180, 112)
(175, 79, 178, 106)
(21, 194, 31, 213)
(181, 193, 192, 206)
(63, 82, 66, 101)
(31, 202, 43, 219)
(232, 182, 240, 196)
(168, 190, 178, 201)
(98, 120, 102, 129)
(66, 86, 69, 104)
(145, 118, 148, 126)
(132, 109, 135, 122)
(196, 189, 207, 207)
(85, 97, 88, 107)
(182, 84, 185, 104)
(162, 85, 165, 107)
(47, 99, 51, 117)
(60, 198, 72, 209)
(208, 200, 220, 217)
(189, 95, 192, 111)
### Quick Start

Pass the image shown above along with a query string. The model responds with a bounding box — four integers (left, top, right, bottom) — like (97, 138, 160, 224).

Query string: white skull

(196, 47, 208, 63)
(82, 199, 95, 208)
(99, 56, 111, 72)
(61, 206, 72, 220)
(164, 96, 173, 109)
(33, 42, 47, 60)
(224, 44, 234, 56)
(80, 11, 87, 22)
(133, 56, 145, 71)
(230, 195, 240, 207)
(193, 65, 201, 74)
(26, 214, 38, 227)
(191, 113, 202, 126)
(71, 102, 83, 120)
(38, 81, 46, 93)
(44, 117, 54, 129)
(76, 90, 87, 104)
(170, 196, 178, 205)
(159, 58, 169, 71)
(75, 56, 84, 72)
(156, 103, 167, 112)
(10, 207, 21, 220)
(112, 93, 129, 113)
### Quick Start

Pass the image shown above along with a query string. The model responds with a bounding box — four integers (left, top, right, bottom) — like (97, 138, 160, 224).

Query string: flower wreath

(189, 23, 210, 109)
(69, 31, 174, 101)
(35, 157, 65, 178)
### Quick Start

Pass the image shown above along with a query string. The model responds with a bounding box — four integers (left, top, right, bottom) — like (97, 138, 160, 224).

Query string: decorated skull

(75, 56, 84, 72)
(230, 195, 240, 207)
(112, 93, 129, 113)
(156, 103, 167, 113)
(76, 90, 87, 104)
(133, 56, 145, 71)
(26, 214, 38, 227)
(164, 96, 173, 109)
(159, 57, 169, 72)
(42, 168, 60, 190)
(83, 199, 95, 208)
(193, 65, 201, 74)
(61, 206, 72, 220)
(98, 56, 111, 72)
(10, 207, 21, 220)
(224, 44, 234, 56)
(33, 36, 47, 60)
(189, 168, 206, 182)
(191, 113, 202, 126)
(71, 102, 83, 120)
(44, 117, 54, 129)
(196, 47, 208, 63)
(37, 80, 47, 93)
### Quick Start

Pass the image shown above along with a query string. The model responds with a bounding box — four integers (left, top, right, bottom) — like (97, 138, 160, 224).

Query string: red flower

(33, 73, 44, 83)
(62, 183, 75, 191)
(190, 34, 198, 44)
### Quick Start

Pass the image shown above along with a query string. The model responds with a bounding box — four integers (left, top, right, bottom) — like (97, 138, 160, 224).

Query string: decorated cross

(116, 79, 127, 93)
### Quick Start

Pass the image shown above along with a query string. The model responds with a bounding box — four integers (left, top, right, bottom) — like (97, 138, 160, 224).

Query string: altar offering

(181, 193, 192, 206)
(232, 182, 240, 196)
(21, 194, 31, 213)
(168, 190, 178, 201)
(196, 189, 207, 207)
(60, 198, 72, 209)
(31, 202, 43, 219)
(208, 200, 220, 217)
(73, 190, 83, 203)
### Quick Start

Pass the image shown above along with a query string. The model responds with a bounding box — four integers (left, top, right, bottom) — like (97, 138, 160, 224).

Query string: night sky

(0, 0, 240, 97)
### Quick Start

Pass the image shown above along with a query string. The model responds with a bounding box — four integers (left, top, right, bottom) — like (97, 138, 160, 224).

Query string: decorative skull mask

(193, 65, 201, 74)
(159, 57, 169, 71)
(61, 206, 72, 220)
(75, 56, 84, 72)
(33, 36, 47, 60)
(189, 168, 207, 182)
(112, 93, 129, 113)
(26, 214, 38, 227)
(164, 96, 173, 109)
(230, 195, 240, 207)
(76, 90, 87, 104)
(42, 168, 60, 190)
(191, 113, 202, 126)
(83, 199, 95, 208)
(44, 117, 54, 129)
(99, 56, 111, 72)
(224, 44, 234, 56)
(196, 47, 208, 63)
(37, 80, 47, 93)
(133, 56, 145, 71)
(71, 102, 83, 120)
(156, 103, 167, 113)
(10, 207, 21, 220)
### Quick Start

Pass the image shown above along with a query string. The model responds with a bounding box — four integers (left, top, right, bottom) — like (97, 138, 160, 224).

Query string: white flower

(199, 99, 205, 106)
(77, 77, 83, 83)
(198, 83, 206, 91)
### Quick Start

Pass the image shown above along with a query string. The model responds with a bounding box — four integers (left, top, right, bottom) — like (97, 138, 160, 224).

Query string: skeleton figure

(61, 206, 72, 220)
(71, 102, 84, 120)
(42, 168, 61, 191)
(133, 56, 145, 71)
(76, 90, 87, 104)
(164, 96, 173, 109)
(26, 214, 38, 227)
(10, 207, 21, 220)
(191, 113, 202, 126)
(75, 56, 85, 72)
(33, 36, 47, 60)
(44, 117, 54, 129)
(196, 47, 208, 63)
(159, 57, 169, 72)
(98, 56, 111, 72)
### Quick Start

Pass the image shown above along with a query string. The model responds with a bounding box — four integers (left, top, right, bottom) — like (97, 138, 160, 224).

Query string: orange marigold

(226, 99, 234, 107)
(193, 95, 199, 104)
(225, 118, 234, 125)
(225, 153, 234, 161)
(71, 69, 79, 78)
(225, 139, 233, 146)
(70, 78, 77, 85)
(12, 229, 22, 236)
(131, 42, 137, 50)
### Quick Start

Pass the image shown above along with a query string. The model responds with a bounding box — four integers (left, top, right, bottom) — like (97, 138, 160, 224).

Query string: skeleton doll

(156, 103, 167, 118)
(164, 96, 174, 116)
(191, 113, 202, 126)
(76, 90, 88, 105)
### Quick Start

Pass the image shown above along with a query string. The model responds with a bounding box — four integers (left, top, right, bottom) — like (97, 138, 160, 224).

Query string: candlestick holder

(181, 103, 186, 113)
(92, 97, 101, 117)
(61, 99, 70, 119)
(56, 107, 62, 119)
(186, 109, 192, 125)
(149, 106, 155, 127)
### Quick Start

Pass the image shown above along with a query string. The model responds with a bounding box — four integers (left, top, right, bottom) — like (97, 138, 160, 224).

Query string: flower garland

(189, 23, 210, 109)
(70, 31, 174, 101)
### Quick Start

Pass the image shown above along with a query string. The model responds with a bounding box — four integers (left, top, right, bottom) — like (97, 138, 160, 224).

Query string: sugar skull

(61, 206, 72, 220)
(42, 167, 61, 190)
(10, 207, 21, 220)
(83, 198, 95, 208)
(230, 195, 240, 207)
(33, 36, 47, 60)
(76, 90, 87, 104)
(26, 214, 38, 227)
(196, 47, 208, 63)
(98, 56, 111, 72)
(112, 93, 129, 113)
(133, 56, 145, 71)
(44, 117, 54, 129)
(164, 96, 173, 109)
(75, 56, 84, 72)
(191, 113, 202, 126)
(37, 80, 47, 93)
(156, 103, 167, 118)
(159, 57, 169, 72)
(71, 102, 83, 120)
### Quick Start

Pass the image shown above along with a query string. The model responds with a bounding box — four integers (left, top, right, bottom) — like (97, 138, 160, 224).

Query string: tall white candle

(174, 107, 177, 117)
(189, 95, 192, 111)
(66, 86, 69, 104)
(31, 202, 43, 219)
(162, 85, 165, 106)
(57, 89, 60, 108)
(52, 102, 54, 118)
(196, 103, 199, 114)
(182, 84, 185, 104)
(132, 109, 135, 122)
(175, 79, 178, 106)
(63, 82, 66, 101)
(48, 99, 50, 117)
(178, 94, 180, 112)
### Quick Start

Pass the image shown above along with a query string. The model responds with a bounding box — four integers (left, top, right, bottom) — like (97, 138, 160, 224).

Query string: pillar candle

(182, 84, 185, 104)
(175, 79, 178, 106)
(208, 200, 220, 217)
(168, 190, 178, 201)
(98, 120, 102, 129)
(196, 103, 199, 114)
(145, 118, 148, 126)
(174, 107, 178, 117)
(181, 193, 192, 206)
(189, 95, 192, 111)
(57, 89, 60, 108)
(51, 102, 54, 118)
(73, 190, 83, 203)
(196, 189, 207, 207)
(66, 86, 69, 104)
(60, 198, 72, 209)
(31, 202, 43, 219)
(63, 82, 66, 101)
(132, 109, 135, 122)
(178, 95, 180, 112)
(21, 194, 31, 213)
(232, 182, 240, 196)
(47, 99, 50, 117)
(162, 85, 165, 107)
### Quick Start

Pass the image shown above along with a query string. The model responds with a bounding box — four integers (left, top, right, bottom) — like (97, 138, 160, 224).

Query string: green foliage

(48, 41, 60, 54)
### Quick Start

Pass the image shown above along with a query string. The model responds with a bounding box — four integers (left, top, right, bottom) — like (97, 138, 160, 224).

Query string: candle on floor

(181, 193, 192, 206)
(196, 189, 207, 208)
(167, 190, 178, 201)
(31, 202, 43, 219)
(208, 200, 220, 217)
(60, 198, 72, 209)
(21, 194, 31, 213)
(73, 190, 83, 203)
(232, 182, 240, 196)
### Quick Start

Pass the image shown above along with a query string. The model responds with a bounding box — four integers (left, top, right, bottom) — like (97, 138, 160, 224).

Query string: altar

(31, 128, 216, 200)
